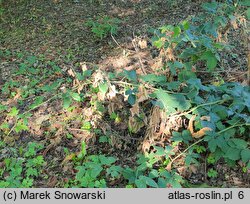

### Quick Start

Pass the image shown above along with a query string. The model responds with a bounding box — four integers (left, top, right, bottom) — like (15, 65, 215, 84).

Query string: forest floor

(0, 0, 249, 187)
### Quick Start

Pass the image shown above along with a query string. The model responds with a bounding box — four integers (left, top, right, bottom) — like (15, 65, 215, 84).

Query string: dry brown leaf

(106, 85, 117, 99)
(80, 62, 87, 72)
(47, 176, 58, 188)
(107, 96, 124, 114)
(166, 47, 175, 61)
(130, 102, 140, 117)
(166, 162, 172, 171)
(83, 107, 94, 118)
(35, 114, 51, 126)
(67, 68, 75, 78)
(238, 16, 246, 27)
(93, 71, 104, 87)
(230, 18, 238, 29)
(200, 116, 211, 121)
(192, 127, 212, 138)
(144, 106, 162, 142)
(13, 88, 22, 100)
(142, 140, 151, 153)
(155, 121, 166, 136)
(177, 166, 190, 177)
(138, 39, 147, 49)
(97, 91, 106, 101)
(189, 164, 198, 173)
(136, 86, 148, 103)
(188, 115, 212, 138)
(77, 84, 84, 94)
(188, 115, 196, 134)
(232, 177, 243, 186)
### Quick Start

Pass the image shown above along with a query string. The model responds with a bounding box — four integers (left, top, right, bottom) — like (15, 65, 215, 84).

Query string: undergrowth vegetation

(0, 1, 249, 187)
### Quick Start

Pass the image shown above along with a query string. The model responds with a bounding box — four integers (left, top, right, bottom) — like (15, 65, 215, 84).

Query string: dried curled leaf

(188, 115, 212, 138)
(136, 86, 149, 103)
(130, 102, 140, 117)
(138, 39, 147, 49)
(192, 127, 213, 138)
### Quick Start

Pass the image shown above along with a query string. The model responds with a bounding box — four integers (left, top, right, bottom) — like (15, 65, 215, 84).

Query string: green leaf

(144, 176, 158, 188)
(135, 177, 147, 188)
(200, 51, 217, 71)
(83, 70, 92, 78)
(155, 89, 191, 113)
(80, 141, 87, 158)
(222, 128, 236, 138)
(99, 155, 116, 166)
(225, 148, 241, 161)
(26, 56, 37, 65)
(99, 82, 109, 94)
(140, 74, 166, 84)
(153, 38, 165, 49)
(208, 139, 217, 152)
(172, 131, 183, 142)
(81, 121, 91, 130)
(0, 122, 9, 130)
(230, 138, 248, 149)
(106, 165, 122, 178)
(149, 169, 159, 178)
(207, 168, 218, 178)
(182, 130, 193, 143)
(178, 69, 197, 82)
(71, 92, 81, 102)
(202, 2, 218, 13)
(122, 168, 136, 183)
(240, 0, 250, 6)
(8, 107, 19, 117)
(182, 20, 190, 30)
(0, 104, 7, 112)
(241, 149, 250, 163)
(164, 146, 175, 157)
(15, 121, 29, 133)
(22, 178, 33, 188)
(124, 70, 137, 82)
(128, 94, 136, 106)
(90, 165, 103, 178)
(26, 167, 38, 177)
(154, 146, 165, 156)
(246, 8, 250, 20)
(30, 96, 44, 109)
(76, 72, 85, 81)
(63, 95, 72, 109)
(173, 26, 181, 37)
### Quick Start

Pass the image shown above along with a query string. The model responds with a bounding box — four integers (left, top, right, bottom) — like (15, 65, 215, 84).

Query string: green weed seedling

(86, 16, 121, 39)
(207, 168, 218, 178)
(73, 154, 117, 187)
(0, 142, 45, 187)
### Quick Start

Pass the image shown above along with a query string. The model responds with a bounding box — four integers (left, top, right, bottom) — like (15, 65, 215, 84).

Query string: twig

(176, 99, 227, 117)
(111, 34, 123, 49)
(169, 138, 204, 165)
(131, 38, 147, 74)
